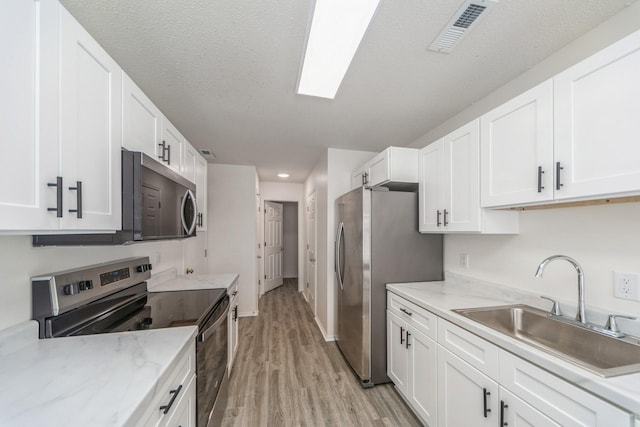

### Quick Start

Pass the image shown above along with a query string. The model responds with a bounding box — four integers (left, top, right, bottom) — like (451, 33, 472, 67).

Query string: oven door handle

(198, 305, 229, 343)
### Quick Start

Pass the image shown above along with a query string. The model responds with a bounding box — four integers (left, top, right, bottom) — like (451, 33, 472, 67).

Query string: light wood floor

(221, 279, 422, 426)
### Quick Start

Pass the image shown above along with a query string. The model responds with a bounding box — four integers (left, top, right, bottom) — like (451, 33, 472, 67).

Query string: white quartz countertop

(387, 278, 640, 416)
(148, 271, 238, 292)
(0, 321, 197, 427)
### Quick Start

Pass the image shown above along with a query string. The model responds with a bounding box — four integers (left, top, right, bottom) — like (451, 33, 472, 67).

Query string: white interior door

(264, 201, 283, 293)
(306, 192, 316, 314)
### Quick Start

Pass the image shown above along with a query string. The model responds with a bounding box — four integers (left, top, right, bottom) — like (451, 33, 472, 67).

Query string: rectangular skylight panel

(297, 0, 381, 99)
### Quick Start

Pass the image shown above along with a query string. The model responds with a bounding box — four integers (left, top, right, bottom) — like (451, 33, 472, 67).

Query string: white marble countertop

(147, 269, 238, 292)
(0, 321, 197, 427)
(387, 276, 640, 416)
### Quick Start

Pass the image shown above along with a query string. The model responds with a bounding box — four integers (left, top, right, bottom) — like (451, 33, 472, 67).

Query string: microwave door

(181, 189, 197, 236)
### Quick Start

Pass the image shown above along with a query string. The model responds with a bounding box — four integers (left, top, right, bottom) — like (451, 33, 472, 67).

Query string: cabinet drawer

(387, 292, 437, 340)
(438, 319, 499, 379)
(140, 340, 196, 427)
(499, 351, 632, 426)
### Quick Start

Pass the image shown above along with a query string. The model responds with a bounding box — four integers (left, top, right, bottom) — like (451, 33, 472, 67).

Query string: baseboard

(301, 290, 308, 302)
(314, 316, 335, 342)
(238, 311, 258, 318)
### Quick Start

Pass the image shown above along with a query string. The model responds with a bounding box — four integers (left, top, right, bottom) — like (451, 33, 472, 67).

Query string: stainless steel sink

(453, 304, 640, 377)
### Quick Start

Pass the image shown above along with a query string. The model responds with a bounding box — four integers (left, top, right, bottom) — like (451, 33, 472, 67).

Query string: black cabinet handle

(443, 209, 449, 226)
(405, 331, 411, 349)
(68, 181, 82, 218)
(233, 305, 238, 321)
(400, 308, 412, 316)
(400, 326, 405, 344)
(483, 388, 491, 418)
(166, 144, 171, 165)
(500, 400, 509, 426)
(537, 166, 545, 193)
(436, 210, 442, 227)
(159, 384, 182, 414)
(556, 162, 564, 190)
(47, 176, 63, 217)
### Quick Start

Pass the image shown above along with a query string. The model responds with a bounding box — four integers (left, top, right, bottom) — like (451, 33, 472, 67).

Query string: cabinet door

(418, 140, 444, 233)
(195, 155, 208, 231)
(480, 80, 554, 207)
(500, 388, 559, 427)
(554, 31, 640, 200)
(437, 346, 498, 427)
(367, 151, 389, 187)
(408, 328, 437, 426)
(122, 72, 161, 157)
(351, 167, 367, 189)
(183, 141, 198, 183)
(443, 119, 481, 232)
(160, 116, 183, 174)
(164, 375, 196, 427)
(59, 6, 121, 230)
(0, 0, 59, 230)
(230, 302, 239, 370)
(387, 310, 409, 397)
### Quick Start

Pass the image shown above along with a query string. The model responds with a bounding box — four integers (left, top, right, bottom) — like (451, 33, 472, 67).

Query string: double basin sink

(453, 305, 640, 377)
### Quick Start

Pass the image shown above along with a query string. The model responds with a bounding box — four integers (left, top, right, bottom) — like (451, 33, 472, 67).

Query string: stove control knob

(78, 280, 93, 291)
(63, 283, 79, 295)
(136, 264, 152, 273)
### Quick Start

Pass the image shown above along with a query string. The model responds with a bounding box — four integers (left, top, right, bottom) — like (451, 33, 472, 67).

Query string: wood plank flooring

(221, 279, 422, 426)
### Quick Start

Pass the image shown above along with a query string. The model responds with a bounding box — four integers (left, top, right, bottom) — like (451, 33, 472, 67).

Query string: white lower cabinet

(137, 341, 196, 427)
(387, 294, 438, 426)
(437, 346, 498, 427)
(387, 292, 633, 427)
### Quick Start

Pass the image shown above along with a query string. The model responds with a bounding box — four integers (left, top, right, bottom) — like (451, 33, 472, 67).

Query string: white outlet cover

(614, 271, 640, 301)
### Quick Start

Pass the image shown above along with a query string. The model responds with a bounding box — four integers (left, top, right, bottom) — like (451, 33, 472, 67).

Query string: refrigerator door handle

(336, 221, 344, 290)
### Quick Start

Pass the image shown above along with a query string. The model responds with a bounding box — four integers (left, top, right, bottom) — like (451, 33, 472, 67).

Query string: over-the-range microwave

(33, 150, 197, 246)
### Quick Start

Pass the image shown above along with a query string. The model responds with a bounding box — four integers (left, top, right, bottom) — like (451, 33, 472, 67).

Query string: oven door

(196, 294, 229, 427)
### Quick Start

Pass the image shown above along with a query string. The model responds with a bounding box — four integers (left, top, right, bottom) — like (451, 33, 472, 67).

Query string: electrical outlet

(459, 253, 469, 269)
(614, 272, 640, 301)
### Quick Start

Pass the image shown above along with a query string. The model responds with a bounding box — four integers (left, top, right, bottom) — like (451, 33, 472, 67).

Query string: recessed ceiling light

(277, 173, 290, 178)
(297, 0, 381, 99)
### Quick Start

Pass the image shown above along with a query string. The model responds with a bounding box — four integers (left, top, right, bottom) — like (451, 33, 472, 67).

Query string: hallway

(221, 280, 421, 426)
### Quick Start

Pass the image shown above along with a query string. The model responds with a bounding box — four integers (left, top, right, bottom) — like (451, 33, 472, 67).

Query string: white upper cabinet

(122, 72, 162, 158)
(59, 6, 122, 230)
(183, 141, 198, 183)
(0, 0, 59, 230)
(480, 80, 554, 207)
(195, 155, 208, 231)
(481, 30, 640, 208)
(443, 120, 481, 232)
(419, 120, 518, 234)
(160, 115, 184, 174)
(1, 0, 120, 232)
(554, 30, 640, 200)
(351, 147, 418, 189)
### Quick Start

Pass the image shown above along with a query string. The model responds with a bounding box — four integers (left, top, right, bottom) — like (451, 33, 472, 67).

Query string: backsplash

(0, 233, 208, 331)
(445, 202, 640, 318)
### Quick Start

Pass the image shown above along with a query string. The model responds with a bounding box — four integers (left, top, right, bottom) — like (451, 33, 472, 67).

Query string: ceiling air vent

(199, 148, 217, 162)
(428, 0, 498, 54)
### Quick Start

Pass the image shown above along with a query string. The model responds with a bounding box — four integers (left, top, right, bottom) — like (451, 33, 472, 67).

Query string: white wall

(445, 202, 640, 318)
(207, 164, 258, 316)
(304, 154, 328, 331)
(0, 234, 203, 331)
(259, 182, 305, 291)
(282, 202, 298, 278)
(303, 149, 376, 339)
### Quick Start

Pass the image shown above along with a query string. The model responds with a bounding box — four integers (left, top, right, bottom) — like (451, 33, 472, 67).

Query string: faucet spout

(535, 255, 586, 324)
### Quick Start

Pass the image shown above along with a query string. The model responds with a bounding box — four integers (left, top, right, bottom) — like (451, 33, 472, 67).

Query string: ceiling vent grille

(199, 148, 217, 162)
(428, 0, 498, 53)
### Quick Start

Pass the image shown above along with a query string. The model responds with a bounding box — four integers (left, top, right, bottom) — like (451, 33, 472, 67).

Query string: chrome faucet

(535, 255, 586, 324)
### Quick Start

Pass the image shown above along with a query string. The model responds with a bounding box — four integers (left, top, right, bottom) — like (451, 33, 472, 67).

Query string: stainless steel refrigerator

(335, 186, 443, 387)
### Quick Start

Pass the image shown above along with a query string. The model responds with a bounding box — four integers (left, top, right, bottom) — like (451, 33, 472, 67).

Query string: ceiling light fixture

(277, 173, 290, 178)
(297, 0, 381, 99)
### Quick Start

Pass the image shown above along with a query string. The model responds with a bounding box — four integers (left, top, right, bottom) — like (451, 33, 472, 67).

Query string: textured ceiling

(60, 0, 636, 183)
